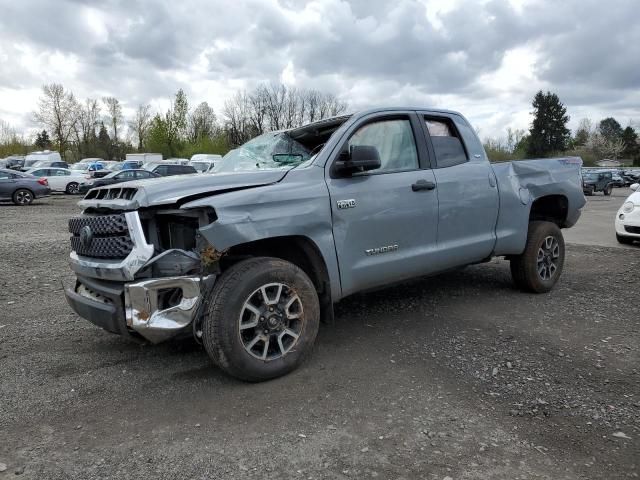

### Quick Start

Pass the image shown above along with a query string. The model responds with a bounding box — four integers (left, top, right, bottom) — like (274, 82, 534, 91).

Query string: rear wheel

(12, 189, 33, 206)
(510, 221, 565, 293)
(66, 182, 80, 194)
(202, 257, 320, 381)
(616, 233, 635, 245)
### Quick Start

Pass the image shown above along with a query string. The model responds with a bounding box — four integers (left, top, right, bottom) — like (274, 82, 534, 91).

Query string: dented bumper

(124, 275, 214, 343)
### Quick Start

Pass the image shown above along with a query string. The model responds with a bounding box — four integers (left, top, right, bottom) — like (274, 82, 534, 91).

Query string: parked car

(30, 159, 70, 170)
(167, 157, 190, 165)
(0, 168, 51, 205)
(90, 161, 120, 178)
(611, 173, 626, 187)
(78, 157, 105, 164)
(25, 167, 85, 194)
(21, 151, 63, 171)
(615, 183, 640, 245)
(143, 163, 197, 176)
(582, 171, 613, 195)
(78, 169, 161, 194)
(65, 107, 586, 381)
(108, 162, 124, 172)
(122, 160, 143, 170)
(125, 153, 163, 164)
(4, 156, 25, 170)
(189, 154, 223, 173)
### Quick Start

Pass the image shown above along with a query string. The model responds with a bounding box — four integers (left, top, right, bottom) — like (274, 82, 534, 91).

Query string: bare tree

(222, 83, 348, 146)
(130, 104, 152, 150)
(0, 119, 17, 145)
(102, 96, 123, 143)
(34, 83, 79, 156)
(223, 91, 253, 147)
(77, 98, 100, 144)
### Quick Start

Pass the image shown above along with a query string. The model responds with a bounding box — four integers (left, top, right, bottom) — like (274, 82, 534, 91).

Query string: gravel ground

(0, 194, 638, 479)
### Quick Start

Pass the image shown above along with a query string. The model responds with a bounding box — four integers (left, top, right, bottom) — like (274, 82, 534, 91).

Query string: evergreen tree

(598, 117, 623, 143)
(527, 91, 570, 157)
(97, 122, 112, 159)
(34, 129, 51, 149)
(621, 126, 639, 161)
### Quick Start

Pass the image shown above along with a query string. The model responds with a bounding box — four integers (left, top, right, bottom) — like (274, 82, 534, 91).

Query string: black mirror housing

(335, 145, 381, 176)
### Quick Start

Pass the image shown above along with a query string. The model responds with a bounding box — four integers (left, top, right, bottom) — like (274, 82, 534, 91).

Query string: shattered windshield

(213, 132, 311, 173)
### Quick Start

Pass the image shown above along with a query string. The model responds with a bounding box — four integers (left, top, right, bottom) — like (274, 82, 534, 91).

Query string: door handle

(411, 180, 436, 191)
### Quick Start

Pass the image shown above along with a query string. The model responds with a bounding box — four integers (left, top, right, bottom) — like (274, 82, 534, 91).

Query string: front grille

(84, 187, 137, 201)
(624, 225, 640, 234)
(69, 214, 134, 259)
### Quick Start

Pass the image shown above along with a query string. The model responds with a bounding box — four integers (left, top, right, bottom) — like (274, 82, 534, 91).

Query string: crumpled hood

(78, 170, 288, 210)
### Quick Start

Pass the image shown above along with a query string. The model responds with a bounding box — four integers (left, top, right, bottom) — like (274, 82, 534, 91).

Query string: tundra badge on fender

(337, 199, 356, 209)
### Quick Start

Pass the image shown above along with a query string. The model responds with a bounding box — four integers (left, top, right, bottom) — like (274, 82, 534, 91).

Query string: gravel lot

(0, 191, 638, 479)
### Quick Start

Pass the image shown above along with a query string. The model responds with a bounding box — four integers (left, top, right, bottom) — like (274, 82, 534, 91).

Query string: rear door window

(424, 117, 468, 168)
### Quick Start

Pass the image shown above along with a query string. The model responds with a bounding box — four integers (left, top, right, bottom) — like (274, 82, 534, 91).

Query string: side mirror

(631, 183, 640, 192)
(335, 145, 381, 176)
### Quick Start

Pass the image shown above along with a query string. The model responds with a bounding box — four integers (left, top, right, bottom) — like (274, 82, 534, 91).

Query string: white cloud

(0, 0, 638, 141)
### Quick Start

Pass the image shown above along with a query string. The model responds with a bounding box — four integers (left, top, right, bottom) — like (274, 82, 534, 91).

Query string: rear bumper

(564, 207, 582, 228)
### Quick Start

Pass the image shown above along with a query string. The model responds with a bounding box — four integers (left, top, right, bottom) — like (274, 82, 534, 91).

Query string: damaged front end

(65, 204, 222, 343)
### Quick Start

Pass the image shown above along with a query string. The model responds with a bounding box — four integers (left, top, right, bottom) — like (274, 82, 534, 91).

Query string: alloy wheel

(238, 282, 304, 361)
(537, 235, 560, 281)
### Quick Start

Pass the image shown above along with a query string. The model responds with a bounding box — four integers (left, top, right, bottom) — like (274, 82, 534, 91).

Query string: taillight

(38, 178, 48, 186)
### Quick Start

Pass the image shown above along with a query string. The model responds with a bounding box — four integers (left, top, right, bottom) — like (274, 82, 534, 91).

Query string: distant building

(596, 159, 622, 168)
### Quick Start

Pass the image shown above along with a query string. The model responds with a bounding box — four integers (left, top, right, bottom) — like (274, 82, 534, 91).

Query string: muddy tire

(202, 257, 320, 382)
(12, 189, 33, 205)
(510, 221, 565, 293)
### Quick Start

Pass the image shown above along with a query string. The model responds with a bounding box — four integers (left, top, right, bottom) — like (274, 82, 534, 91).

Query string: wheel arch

(529, 194, 569, 227)
(222, 235, 334, 323)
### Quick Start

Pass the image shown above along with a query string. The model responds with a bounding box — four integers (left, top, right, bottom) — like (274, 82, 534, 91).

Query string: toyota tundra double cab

(65, 108, 585, 381)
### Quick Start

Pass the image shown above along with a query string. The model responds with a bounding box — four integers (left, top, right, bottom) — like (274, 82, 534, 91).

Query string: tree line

(2, 85, 638, 167)
(483, 91, 640, 166)
(0, 83, 347, 161)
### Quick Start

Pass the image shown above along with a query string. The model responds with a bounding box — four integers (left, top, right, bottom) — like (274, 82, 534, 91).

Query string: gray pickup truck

(65, 108, 585, 381)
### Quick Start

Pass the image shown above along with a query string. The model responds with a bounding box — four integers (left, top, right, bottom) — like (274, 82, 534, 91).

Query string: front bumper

(65, 274, 214, 342)
(615, 207, 640, 238)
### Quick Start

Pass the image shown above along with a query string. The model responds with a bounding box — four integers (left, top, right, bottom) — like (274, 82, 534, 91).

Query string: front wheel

(202, 257, 320, 381)
(604, 185, 612, 196)
(510, 221, 565, 293)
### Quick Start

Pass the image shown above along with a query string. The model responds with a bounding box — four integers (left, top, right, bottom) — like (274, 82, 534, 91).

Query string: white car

(25, 167, 86, 194)
(615, 183, 640, 245)
(189, 154, 222, 172)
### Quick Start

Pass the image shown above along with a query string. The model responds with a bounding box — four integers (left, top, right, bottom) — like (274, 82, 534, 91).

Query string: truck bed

(491, 157, 585, 255)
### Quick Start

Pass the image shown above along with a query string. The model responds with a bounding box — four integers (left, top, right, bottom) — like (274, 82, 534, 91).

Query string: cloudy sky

(1, 0, 639, 140)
